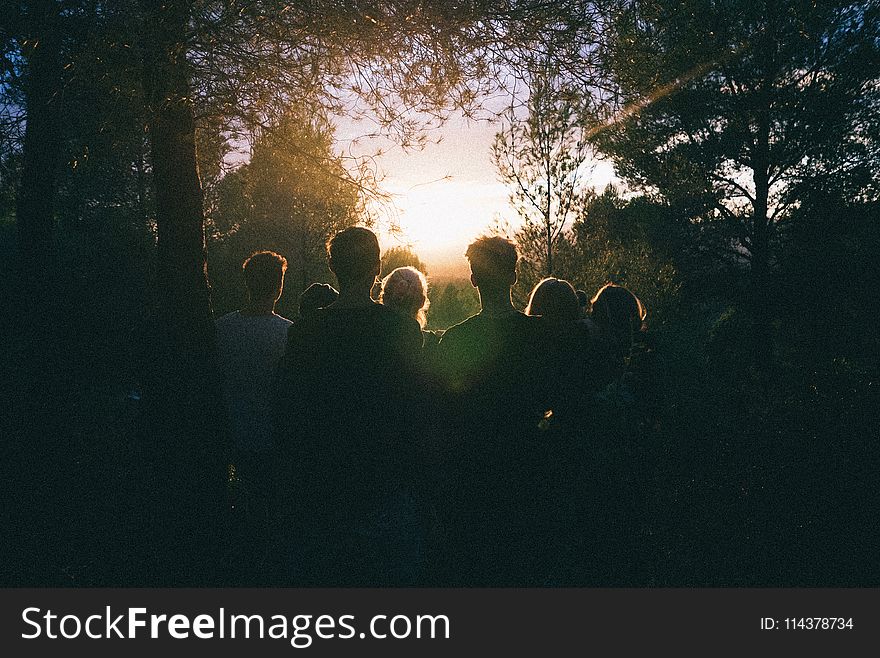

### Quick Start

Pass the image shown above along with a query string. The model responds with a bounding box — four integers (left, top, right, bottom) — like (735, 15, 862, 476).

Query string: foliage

(493, 47, 597, 277)
(426, 278, 480, 330)
(512, 186, 685, 325)
(567, 188, 682, 321)
(3, 0, 880, 588)
(208, 110, 364, 318)
(775, 197, 880, 375)
(594, 0, 880, 277)
(380, 246, 428, 279)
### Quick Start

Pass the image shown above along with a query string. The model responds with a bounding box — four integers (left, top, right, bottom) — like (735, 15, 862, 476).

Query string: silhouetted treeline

(1, 1, 879, 586)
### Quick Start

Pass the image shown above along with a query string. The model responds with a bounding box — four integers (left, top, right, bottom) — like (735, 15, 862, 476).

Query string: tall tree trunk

(135, 138, 149, 224)
(7, 0, 65, 586)
(751, 149, 770, 298)
(144, 1, 215, 367)
(545, 210, 554, 276)
(16, 0, 62, 297)
(749, 100, 774, 372)
(140, 0, 226, 585)
(545, 137, 553, 277)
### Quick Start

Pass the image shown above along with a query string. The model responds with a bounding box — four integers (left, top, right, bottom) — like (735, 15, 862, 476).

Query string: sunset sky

(335, 110, 617, 278)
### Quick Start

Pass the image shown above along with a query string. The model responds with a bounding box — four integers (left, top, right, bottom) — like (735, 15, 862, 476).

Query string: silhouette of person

(274, 227, 425, 586)
(216, 250, 291, 470)
(433, 236, 548, 585)
(584, 283, 657, 585)
(378, 265, 446, 571)
(526, 277, 581, 321)
(523, 277, 616, 583)
(590, 283, 647, 368)
(298, 282, 338, 316)
(435, 237, 541, 410)
(525, 277, 612, 421)
(215, 250, 292, 581)
(590, 282, 659, 422)
(379, 266, 442, 350)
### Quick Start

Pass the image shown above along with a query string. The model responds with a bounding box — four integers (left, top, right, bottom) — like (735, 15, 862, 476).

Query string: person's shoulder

(321, 300, 384, 319)
(422, 329, 442, 346)
(367, 301, 415, 329)
(438, 314, 480, 342)
(437, 315, 488, 358)
(374, 301, 410, 322)
(315, 301, 412, 335)
(371, 301, 400, 320)
(214, 312, 242, 342)
(282, 312, 331, 363)
(558, 319, 602, 354)
(400, 314, 423, 337)
(272, 312, 293, 326)
(268, 313, 294, 340)
(286, 312, 321, 339)
(295, 304, 341, 329)
(215, 310, 240, 327)
(504, 310, 540, 336)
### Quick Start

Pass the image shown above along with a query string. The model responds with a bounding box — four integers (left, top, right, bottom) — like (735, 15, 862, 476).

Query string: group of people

(216, 227, 652, 585)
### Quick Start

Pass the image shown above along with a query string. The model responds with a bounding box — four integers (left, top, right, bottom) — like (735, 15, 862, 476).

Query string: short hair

(525, 277, 580, 323)
(576, 289, 589, 308)
(327, 227, 381, 287)
(380, 266, 430, 328)
(465, 236, 518, 287)
(242, 250, 287, 301)
(299, 282, 339, 316)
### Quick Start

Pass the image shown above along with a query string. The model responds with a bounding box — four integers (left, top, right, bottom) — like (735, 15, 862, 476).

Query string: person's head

(590, 283, 647, 355)
(465, 236, 518, 292)
(299, 282, 339, 316)
(327, 227, 381, 292)
(379, 266, 430, 328)
(525, 277, 580, 323)
(242, 250, 287, 304)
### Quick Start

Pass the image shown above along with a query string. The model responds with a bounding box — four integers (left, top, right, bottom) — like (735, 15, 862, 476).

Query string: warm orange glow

(337, 110, 615, 276)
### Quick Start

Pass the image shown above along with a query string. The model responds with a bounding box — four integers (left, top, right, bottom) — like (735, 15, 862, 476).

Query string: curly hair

(242, 250, 287, 301)
(379, 266, 430, 328)
(465, 235, 518, 288)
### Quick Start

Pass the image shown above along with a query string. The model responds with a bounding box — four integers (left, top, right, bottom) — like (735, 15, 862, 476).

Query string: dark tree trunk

(546, 216, 553, 276)
(16, 0, 62, 297)
(6, 2, 65, 586)
(135, 139, 149, 224)
(545, 147, 554, 276)
(140, 0, 226, 585)
(144, 2, 215, 367)
(751, 148, 770, 297)
(748, 102, 774, 372)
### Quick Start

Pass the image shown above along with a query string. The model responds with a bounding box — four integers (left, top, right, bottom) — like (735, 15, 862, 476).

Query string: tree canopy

(493, 47, 597, 277)
(209, 109, 365, 316)
(593, 0, 880, 281)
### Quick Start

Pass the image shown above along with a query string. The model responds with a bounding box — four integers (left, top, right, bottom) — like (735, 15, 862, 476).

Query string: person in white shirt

(216, 250, 293, 455)
(216, 251, 291, 578)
